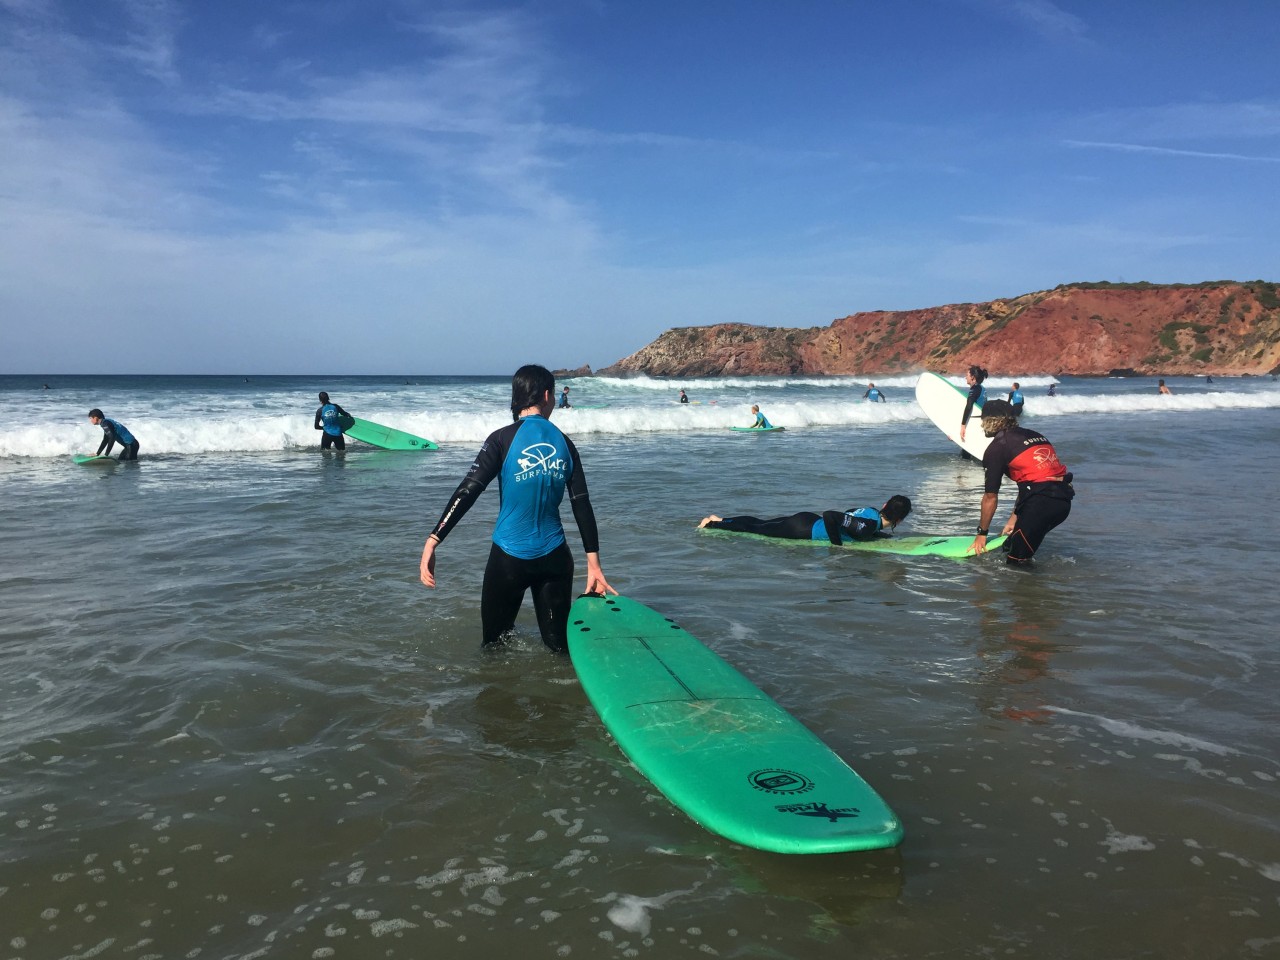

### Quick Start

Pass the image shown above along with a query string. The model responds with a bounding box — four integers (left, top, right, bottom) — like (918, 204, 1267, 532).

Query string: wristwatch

(975, 526, 989, 536)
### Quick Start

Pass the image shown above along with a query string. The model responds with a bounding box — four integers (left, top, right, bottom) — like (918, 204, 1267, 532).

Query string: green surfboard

(339, 415, 438, 451)
(700, 527, 1007, 558)
(73, 454, 117, 465)
(569, 594, 903, 854)
(729, 425, 785, 433)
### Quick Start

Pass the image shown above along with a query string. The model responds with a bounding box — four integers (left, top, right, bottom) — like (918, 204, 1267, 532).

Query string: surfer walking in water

(314, 392, 349, 451)
(698, 496, 912, 544)
(966, 399, 1073, 565)
(1158, 379, 1172, 395)
(863, 383, 886, 402)
(418, 364, 616, 652)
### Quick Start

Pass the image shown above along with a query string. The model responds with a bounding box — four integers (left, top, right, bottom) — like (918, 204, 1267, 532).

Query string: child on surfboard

(698, 496, 912, 545)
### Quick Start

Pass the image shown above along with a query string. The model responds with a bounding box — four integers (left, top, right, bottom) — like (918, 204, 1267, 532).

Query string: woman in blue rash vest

(696, 495, 912, 544)
(88, 408, 139, 460)
(1007, 382, 1025, 416)
(957, 365, 988, 444)
(418, 364, 616, 652)
(314, 392, 350, 451)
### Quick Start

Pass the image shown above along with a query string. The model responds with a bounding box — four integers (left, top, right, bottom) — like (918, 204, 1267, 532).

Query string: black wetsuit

(707, 507, 884, 545)
(982, 426, 1074, 563)
(430, 416, 600, 651)
(314, 403, 349, 450)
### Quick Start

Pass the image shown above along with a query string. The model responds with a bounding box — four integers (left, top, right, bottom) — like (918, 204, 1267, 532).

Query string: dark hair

(510, 364, 555, 421)
(882, 495, 912, 524)
(968, 365, 988, 383)
(318, 392, 330, 403)
(88, 408, 104, 419)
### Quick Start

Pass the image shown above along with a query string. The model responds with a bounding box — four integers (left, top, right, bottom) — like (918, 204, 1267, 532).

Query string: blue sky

(3, 0, 1278, 374)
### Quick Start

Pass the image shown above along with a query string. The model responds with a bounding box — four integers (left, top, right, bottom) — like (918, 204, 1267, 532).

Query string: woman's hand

(583, 553, 618, 597)
(419, 536, 439, 588)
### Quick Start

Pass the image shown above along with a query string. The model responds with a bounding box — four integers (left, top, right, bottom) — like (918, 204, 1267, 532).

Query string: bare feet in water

(697, 515, 723, 528)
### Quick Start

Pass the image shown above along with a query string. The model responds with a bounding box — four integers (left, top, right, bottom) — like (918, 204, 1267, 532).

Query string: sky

(3, 0, 1279, 375)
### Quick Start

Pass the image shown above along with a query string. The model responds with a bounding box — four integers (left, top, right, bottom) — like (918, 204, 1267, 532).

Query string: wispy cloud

(1065, 139, 1280, 164)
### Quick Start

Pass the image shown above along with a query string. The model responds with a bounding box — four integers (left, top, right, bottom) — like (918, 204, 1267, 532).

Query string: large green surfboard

(73, 454, 117, 465)
(569, 594, 903, 854)
(699, 527, 1007, 558)
(728, 425, 785, 433)
(338, 415, 438, 451)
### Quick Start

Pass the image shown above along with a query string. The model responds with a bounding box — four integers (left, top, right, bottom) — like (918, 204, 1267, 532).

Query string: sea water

(1, 372, 1278, 959)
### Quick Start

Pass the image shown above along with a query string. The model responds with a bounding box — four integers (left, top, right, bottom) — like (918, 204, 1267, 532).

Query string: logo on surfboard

(774, 801, 861, 822)
(748, 769, 814, 795)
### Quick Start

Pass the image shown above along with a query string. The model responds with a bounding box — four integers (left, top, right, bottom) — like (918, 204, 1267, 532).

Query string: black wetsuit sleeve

(429, 427, 508, 542)
(565, 436, 601, 554)
(961, 384, 982, 425)
(97, 422, 117, 456)
(314, 406, 324, 431)
(820, 511, 845, 545)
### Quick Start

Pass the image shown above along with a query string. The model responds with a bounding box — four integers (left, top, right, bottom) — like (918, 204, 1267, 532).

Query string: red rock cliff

(598, 281, 1280, 377)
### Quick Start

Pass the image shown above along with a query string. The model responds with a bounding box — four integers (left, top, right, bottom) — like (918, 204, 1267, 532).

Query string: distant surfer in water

(1158, 379, 1172, 395)
(967, 399, 1073, 565)
(418, 364, 616, 652)
(88, 408, 139, 461)
(558, 386, 572, 408)
(314, 392, 349, 451)
(863, 383, 886, 402)
(957, 365, 988, 444)
(1008, 382, 1024, 416)
(1047, 383, 1058, 397)
(748, 404, 773, 429)
(679, 389, 689, 403)
(698, 496, 912, 544)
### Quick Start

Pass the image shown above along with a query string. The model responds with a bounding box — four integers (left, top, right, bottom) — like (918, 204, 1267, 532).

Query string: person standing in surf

(418, 364, 616, 652)
(558, 386, 572, 409)
(967, 399, 1073, 565)
(698, 496, 912, 544)
(88, 409, 139, 461)
(957, 365, 988, 444)
(1008, 382, 1025, 416)
(1158, 379, 1172, 395)
(314, 392, 350, 451)
(863, 383, 887, 402)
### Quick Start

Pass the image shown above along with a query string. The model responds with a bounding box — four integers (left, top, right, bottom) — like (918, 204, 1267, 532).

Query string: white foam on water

(1046, 708, 1236, 756)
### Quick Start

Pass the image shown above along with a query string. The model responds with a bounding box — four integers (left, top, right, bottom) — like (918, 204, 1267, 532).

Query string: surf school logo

(515, 442, 566, 480)
(774, 801, 861, 822)
(748, 769, 814, 795)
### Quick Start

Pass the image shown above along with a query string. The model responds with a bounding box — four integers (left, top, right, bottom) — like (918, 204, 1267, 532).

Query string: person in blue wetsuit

(419, 364, 616, 651)
(88, 408, 139, 460)
(697, 495, 912, 544)
(314, 391, 350, 451)
(748, 404, 773, 428)
(958, 365, 988, 444)
(558, 386, 571, 409)
(863, 383, 886, 402)
(1008, 382, 1025, 416)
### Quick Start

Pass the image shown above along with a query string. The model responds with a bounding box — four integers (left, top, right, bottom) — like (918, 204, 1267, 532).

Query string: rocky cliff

(598, 281, 1280, 377)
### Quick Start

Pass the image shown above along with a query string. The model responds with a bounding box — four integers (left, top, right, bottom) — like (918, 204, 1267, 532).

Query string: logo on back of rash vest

(774, 801, 861, 822)
(515, 442, 566, 480)
(748, 769, 814, 795)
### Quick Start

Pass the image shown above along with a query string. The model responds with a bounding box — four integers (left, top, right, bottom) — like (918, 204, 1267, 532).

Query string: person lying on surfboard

(697, 496, 912, 545)
(747, 404, 773, 429)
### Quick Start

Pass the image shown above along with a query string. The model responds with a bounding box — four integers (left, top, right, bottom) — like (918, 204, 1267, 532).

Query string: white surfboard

(914, 372, 991, 460)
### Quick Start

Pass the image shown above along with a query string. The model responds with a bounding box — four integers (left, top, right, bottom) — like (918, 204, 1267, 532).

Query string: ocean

(2, 371, 1278, 960)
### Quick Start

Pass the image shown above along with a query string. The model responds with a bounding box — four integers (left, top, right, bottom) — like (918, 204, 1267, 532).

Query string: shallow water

(2, 374, 1278, 959)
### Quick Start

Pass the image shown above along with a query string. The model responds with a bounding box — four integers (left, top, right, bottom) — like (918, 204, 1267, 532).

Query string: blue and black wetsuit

(429, 415, 600, 651)
(864, 388, 885, 402)
(752, 412, 773, 429)
(707, 507, 885, 545)
(960, 383, 987, 429)
(1008, 388, 1024, 416)
(97, 418, 139, 460)
(314, 402, 349, 450)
